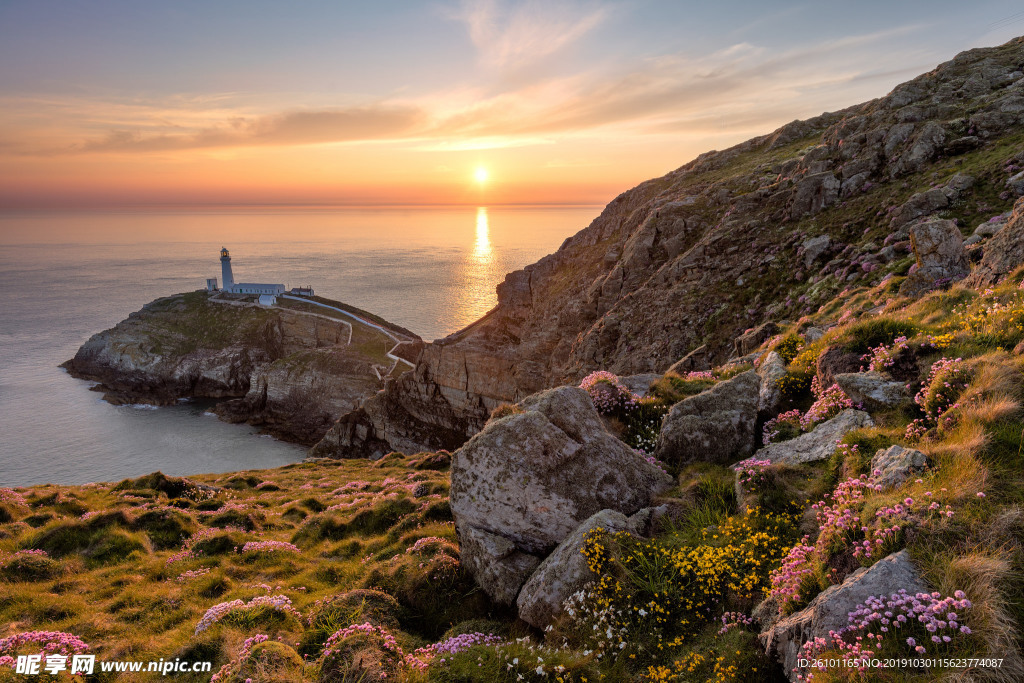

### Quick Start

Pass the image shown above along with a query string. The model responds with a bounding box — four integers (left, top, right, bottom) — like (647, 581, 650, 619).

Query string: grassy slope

(6, 271, 1024, 682)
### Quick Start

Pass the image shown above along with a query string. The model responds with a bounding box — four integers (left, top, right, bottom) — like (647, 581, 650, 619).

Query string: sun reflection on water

(451, 207, 500, 329)
(475, 206, 490, 255)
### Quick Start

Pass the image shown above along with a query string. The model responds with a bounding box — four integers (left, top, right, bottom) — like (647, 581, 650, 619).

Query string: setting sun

(474, 167, 489, 184)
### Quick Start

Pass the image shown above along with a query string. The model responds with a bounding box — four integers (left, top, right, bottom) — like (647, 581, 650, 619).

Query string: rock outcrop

(758, 409, 874, 464)
(65, 291, 417, 445)
(899, 219, 970, 296)
(762, 551, 928, 679)
(966, 197, 1024, 287)
(449, 386, 671, 604)
(654, 370, 760, 465)
(833, 371, 909, 410)
(871, 445, 930, 490)
(757, 351, 788, 417)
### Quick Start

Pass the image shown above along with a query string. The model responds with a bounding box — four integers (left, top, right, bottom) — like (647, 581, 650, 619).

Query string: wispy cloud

(77, 105, 426, 152)
(449, 0, 608, 70)
(2, 23, 933, 157)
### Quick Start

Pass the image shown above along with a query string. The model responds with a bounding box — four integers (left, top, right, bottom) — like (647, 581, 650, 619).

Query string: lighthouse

(220, 247, 235, 290)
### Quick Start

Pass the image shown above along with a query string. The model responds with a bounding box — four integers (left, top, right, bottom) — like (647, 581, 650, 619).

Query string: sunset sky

(2, 1, 1023, 208)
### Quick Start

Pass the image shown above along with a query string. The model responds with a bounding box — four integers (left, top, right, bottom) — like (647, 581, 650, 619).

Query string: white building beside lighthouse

(209, 247, 285, 297)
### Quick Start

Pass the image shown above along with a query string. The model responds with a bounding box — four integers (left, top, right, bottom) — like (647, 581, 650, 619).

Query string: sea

(0, 205, 600, 487)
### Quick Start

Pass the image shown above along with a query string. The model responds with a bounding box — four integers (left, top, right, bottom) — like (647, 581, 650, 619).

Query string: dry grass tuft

(939, 550, 1023, 682)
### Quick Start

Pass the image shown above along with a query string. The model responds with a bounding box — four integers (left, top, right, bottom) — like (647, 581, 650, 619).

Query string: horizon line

(0, 201, 608, 213)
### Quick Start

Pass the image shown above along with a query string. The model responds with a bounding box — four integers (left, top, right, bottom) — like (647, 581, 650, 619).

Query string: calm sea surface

(0, 205, 599, 487)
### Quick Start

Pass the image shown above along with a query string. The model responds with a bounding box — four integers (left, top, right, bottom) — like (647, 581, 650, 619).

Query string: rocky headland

(63, 290, 421, 445)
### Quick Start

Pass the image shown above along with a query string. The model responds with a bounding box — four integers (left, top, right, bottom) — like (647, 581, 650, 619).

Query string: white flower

(536, 665, 545, 675)
(638, 608, 647, 616)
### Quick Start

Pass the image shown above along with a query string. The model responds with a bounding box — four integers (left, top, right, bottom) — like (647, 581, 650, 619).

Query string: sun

(474, 167, 488, 184)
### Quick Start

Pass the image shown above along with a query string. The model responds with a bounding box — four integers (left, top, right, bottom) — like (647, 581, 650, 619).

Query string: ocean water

(0, 205, 599, 487)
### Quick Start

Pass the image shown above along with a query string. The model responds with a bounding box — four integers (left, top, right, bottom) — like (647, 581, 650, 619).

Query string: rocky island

(3, 35, 1024, 683)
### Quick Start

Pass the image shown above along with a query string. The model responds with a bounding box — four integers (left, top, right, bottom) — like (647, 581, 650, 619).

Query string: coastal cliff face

(314, 36, 1024, 458)
(65, 291, 413, 445)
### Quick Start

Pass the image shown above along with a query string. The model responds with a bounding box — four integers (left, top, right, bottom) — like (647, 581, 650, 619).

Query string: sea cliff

(63, 290, 421, 445)
(314, 36, 1024, 458)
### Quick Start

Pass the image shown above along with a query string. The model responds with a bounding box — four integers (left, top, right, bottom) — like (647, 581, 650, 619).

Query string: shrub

(648, 373, 716, 405)
(775, 334, 805, 364)
(194, 595, 302, 635)
(621, 399, 670, 453)
(579, 371, 639, 415)
(213, 638, 304, 683)
(300, 589, 403, 657)
(566, 511, 794, 659)
(776, 370, 812, 400)
(915, 357, 973, 423)
(112, 471, 199, 499)
(797, 590, 974, 680)
(842, 318, 918, 354)
(488, 403, 523, 422)
(132, 508, 196, 549)
(0, 550, 59, 581)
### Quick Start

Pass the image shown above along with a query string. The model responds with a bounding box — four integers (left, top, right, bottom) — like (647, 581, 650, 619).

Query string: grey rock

(899, 219, 970, 297)
(871, 445, 929, 490)
(655, 370, 760, 465)
(762, 551, 928, 679)
(889, 188, 949, 228)
(964, 234, 983, 246)
(757, 409, 874, 465)
(619, 373, 661, 398)
(967, 198, 1024, 287)
(792, 172, 840, 217)
(517, 509, 630, 628)
(833, 372, 909, 410)
(1007, 171, 1024, 197)
(458, 525, 542, 606)
(734, 322, 779, 357)
(944, 172, 975, 196)
(802, 235, 832, 269)
(450, 386, 672, 604)
(757, 351, 788, 417)
(974, 217, 1008, 237)
(802, 326, 826, 343)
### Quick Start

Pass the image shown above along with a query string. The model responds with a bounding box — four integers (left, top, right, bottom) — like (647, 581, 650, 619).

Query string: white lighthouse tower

(220, 247, 235, 291)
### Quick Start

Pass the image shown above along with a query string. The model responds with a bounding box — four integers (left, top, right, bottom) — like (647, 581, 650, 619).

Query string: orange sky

(1, 1, 1022, 208)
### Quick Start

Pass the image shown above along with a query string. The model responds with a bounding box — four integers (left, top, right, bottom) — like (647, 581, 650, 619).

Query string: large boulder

(871, 445, 930, 490)
(450, 386, 672, 604)
(757, 409, 874, 465)
(801, 236, 832, 269)
(757, 351, 788, 417)
(762, 551, 928, 679)
(965, 197, 1024, 287)
(899, 218, 970, 296)
(517, 509, 636, 628)
(654, 370, 760, 465)
(833, 371, 909, 410)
